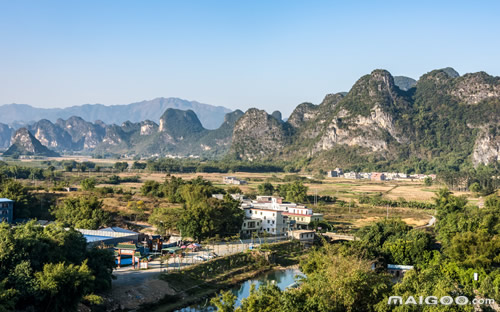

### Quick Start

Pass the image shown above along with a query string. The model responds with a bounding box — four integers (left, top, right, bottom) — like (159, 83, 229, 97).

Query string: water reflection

(176, 268, 303, 312)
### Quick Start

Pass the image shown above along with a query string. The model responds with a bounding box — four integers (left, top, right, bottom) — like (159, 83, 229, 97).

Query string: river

(175, 268, 304, 312)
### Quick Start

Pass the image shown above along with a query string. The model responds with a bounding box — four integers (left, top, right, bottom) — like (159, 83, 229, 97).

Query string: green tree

(469, 182, 481, 193)
(140, 180, 161, 196)
(85, 248, 116, 292)
(35, 261, 94, 312)
(149, 207, 183, 235)
(237, 283, 282, 312)
(0, 179, 34, 219)
(229, 246, 392, 312)
(226, 186, 242, 194)
(108, 175, 121, 184)
(178, 197, 244, 242)
(278, 181, 308, 203)
(76, 163, 87, 173)
(128, 200, 146, 222)
(375, 252, 474, 312)
(114, 162, 129, 172)
(424, 176, 433, 186)
(0, 221, 115, 311)
(132, 161, 147, 170)
(51, 196, 110, 229)
(0, 279, 17, 312)
(211, 290, 237, 312)
(81, 178, 96, 191)
(257, 182, 275, 196)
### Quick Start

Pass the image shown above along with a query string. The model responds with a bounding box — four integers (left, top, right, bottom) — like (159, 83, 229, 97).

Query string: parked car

(206, 252, 218, 259)
(194, 255, 208, 261)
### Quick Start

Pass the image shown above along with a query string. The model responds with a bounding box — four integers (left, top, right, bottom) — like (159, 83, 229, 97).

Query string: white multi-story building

(212, 194, 324, 236)
(242, 196, 323, 233)
(242, 208, 289, 236)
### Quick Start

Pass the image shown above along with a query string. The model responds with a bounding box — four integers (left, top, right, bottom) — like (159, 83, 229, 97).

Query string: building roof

(99, 227, 137, 234)
(245, 207, 282, 213)
(292, 230, 315, 234)
(0, 198, 14, 203)
(283, 212, 312, 217)
(116, 243, 138, 250)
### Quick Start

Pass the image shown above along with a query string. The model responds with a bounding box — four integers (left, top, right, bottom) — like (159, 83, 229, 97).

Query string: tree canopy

(50, 196, 110, 230)
(0, 221, 115, 311)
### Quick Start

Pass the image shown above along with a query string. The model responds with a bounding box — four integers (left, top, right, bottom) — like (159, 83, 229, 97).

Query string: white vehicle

(206, 252, 218, 259)
(194, 255, 208, 261)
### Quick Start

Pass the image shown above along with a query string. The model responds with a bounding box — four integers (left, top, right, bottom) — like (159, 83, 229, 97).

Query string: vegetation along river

(175, 268, 304, 312)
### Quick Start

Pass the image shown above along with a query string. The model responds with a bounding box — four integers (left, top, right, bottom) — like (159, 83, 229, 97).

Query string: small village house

(289, 229, 315, 243)
(223, 176, 247, 185)
(371, 172, 386, 181)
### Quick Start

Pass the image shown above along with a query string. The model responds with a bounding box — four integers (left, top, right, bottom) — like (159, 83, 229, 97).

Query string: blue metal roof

(0, 198, 14, 203)
(84, 234, 115, 242)
(99, 227, 137, 234)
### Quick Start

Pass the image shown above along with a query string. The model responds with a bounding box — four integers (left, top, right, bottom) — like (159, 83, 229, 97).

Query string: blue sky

(1, 0, 499, 117)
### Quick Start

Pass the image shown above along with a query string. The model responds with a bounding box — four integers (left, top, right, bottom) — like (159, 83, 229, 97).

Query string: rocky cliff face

(159, 109, 205, 138)
(29, 119, 74, 150)
(472, 125, 500, 166)
(450, 72, 500, 105)
(287, 103, 320, 129)
(229, 68, 500, 167)
(55, 117, 105, 149)
(139, 120, 158, 136)
(4, 128, 60, 157)
(92, 109, 242, 157)
(290, 70, 410, 157)
(230, 108, 293, 160)
(102, 125, 128, 146)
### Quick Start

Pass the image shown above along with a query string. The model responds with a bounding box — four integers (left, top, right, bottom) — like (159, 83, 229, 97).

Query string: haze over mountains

(0, 97, 231, 130)
(2, 67, 499, 169)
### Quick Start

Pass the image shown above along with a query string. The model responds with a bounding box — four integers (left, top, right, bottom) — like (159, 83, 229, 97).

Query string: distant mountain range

(0, 108, 244, 158)
(1, 67, 499, 169)
(0, 97, 231, 130)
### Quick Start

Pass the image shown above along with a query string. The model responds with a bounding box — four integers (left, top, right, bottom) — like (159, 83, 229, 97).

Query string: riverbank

(143, 241, 305, 312)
